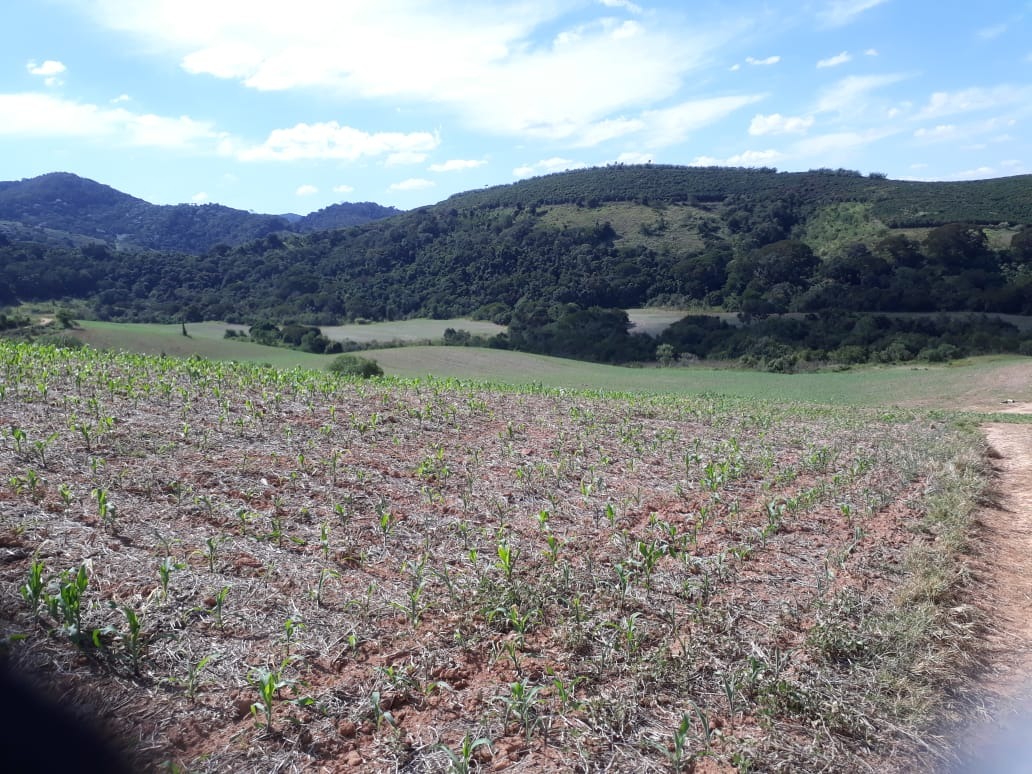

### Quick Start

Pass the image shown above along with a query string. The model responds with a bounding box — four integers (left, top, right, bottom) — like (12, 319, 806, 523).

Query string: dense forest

(2, 166, 1032, 368)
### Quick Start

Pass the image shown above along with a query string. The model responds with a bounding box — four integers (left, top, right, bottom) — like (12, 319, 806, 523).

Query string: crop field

(0, 340, 987, 771)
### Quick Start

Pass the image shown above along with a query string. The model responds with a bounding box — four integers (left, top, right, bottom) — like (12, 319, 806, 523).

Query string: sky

(2, 0, 1031, 214)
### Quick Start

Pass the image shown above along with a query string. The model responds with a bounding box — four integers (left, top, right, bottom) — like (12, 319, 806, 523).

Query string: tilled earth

(0, 343, 984, 771)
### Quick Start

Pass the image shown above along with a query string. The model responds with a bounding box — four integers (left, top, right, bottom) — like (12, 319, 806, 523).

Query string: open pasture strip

(0, 340, 983, 772)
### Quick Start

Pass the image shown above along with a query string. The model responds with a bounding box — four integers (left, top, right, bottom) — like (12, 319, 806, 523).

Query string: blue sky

(2, 0, 1030, 214)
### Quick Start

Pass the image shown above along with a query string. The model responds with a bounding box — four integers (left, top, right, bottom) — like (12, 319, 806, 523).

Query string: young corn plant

(181, 653, 216, 701)
(249, 666, 289, 730)
(117, 604, 145, 674)
(20, 558, 46, 620)
(436, 733, 493, 774)
(157, 556, 184, 601)
(45, 565, 89, 645)
(495, 679, 545, 742)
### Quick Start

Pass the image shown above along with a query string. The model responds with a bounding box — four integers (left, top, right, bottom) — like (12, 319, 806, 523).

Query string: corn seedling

(282, 617, 304, 657)
(436, 733, 493, 774)
(369, 690, 398, 731)
(19, 558, 46, 619)
(315, 568, 340, 607)
(211, 586, 230, 629)
(91, 486, 116, 528)
(157, 556, 184, 601)
(182, 653, 216, 701)
(117, 604, 145, 673)
(250, 666, 289, 730)
(45, 564, 89, 644)
(495, 679, 544, 742)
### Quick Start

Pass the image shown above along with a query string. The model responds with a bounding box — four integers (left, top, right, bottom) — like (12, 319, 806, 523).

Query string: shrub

(327, 354, 383, 378)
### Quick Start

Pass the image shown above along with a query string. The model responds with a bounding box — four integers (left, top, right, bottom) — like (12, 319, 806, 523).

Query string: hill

(2, 165, 1032, 368)
(0, 172, 400, 253)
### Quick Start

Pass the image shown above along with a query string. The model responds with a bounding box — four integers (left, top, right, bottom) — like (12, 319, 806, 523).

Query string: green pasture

(67, 319, 1031, 410)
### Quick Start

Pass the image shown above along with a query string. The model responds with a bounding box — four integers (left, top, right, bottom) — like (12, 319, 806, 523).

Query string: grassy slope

(70, 319, 1032, 410)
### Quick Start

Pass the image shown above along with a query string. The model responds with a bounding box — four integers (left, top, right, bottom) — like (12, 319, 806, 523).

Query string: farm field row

(0, 340, 989, 771)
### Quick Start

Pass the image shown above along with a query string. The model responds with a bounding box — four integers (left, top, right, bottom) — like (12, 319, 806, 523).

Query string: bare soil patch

(0, 343, 986, 771)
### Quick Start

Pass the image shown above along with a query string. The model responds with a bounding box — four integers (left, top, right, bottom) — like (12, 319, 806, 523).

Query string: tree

(328, 354, 383, 378)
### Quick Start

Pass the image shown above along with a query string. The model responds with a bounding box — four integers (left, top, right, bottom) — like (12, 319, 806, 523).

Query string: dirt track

(955, 408, 1032, 770)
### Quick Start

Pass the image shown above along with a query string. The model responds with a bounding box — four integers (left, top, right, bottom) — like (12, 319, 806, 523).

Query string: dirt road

(954, 408, 1032, 771)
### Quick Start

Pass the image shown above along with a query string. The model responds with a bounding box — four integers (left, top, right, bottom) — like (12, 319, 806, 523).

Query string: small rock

(338, 720, 357, 737)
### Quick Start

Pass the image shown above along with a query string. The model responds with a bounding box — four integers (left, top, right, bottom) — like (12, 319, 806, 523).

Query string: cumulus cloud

(191, 191, 209, 203)
(428, 159, 486, 172)
(26, 59, 67, 87)
(333, 184, 354, 193)
(235, 121, 438, 162)
(749, 113, 814, 135)
(296, 184, 318, 196)
(865, 48, 879, 56)
(27, 59, 67, 76)
(818, 0, 889, 28)
(389, 178, 435, 191)
(111, 93, 131, 103)
(0, 92, 221, 149)
(817, 51, 852, 68)
(78, 0, 742, 143)
(745, 55, 781, 66)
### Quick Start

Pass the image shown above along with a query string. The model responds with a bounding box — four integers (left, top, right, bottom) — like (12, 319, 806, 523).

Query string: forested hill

(444, 165, 1032, 227)
(0, 172, 399, 253)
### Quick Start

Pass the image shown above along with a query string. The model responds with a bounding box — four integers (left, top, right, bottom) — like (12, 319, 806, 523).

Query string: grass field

(65, 320, 1032, 410)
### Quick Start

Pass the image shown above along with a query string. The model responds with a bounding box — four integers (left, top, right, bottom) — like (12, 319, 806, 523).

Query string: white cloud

(615, 151, 653, 164)
(729, 63, 741, 72)
(79, 0, 743, 143)
(977, 24, 1007, 40)
(746, 55, 781, 66)
(191, 191, 209, 203)
(111, 93, 131, 103)
(26, 59, 66, 87)
(428, 159, 486, 172)
(950, 166, 996, 179)
(865, 48, 879, 56)
(333, 184, 355, 193)
(817, 51, 852, 68)
(236, 121, 439, 162)
(296, 184, 318, 196)
(389, 178, 435, 191)
(913, 124, 957, 140)
(818, 0, 889, 28)
(749, 113, 814, 135)
(385, 151, 428, 166)
(816, 73, 908, 114)
(598, 0, 642, 12)
(641, 94, 765, 147)
(691, 149, 783, 167)
(0, 92, 220, 149)
(917, 86, 1032, 120)
(571, 116, 645, 147)
(512, 157, 589, 178)
(27, 59, 67, 76)
(792, 128, 897, 158)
